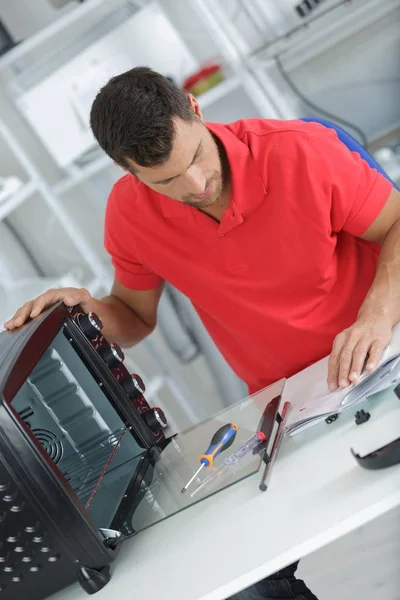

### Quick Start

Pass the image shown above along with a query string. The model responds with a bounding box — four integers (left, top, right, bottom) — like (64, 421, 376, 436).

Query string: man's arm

(328, 186, 400, 391)
(3, 279, 164, 348)
(97, 279, 164, 346)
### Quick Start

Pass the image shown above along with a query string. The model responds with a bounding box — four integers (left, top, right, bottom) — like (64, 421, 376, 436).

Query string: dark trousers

(227, 562, 318, 600)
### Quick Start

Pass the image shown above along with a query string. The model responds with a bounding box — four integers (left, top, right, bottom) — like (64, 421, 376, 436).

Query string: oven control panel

(73, 310, 168, 440)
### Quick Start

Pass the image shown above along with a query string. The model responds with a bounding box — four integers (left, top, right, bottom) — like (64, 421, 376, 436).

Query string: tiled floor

(298, 505, 400, 599)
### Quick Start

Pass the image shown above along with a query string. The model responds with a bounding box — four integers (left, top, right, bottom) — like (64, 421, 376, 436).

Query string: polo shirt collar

(159, 121, 267, 234)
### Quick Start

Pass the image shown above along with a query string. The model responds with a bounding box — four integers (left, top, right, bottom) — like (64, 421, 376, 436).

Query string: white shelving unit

(0, 0, 136, 71)
(0, 0, 295, 200)
(249, 0, 399, 70)
(0, 0, 296, 220)
(0, 115, 112, 292)
(52, 154, 111, 196)
(193, 0, 400, 145)
(198, 75, 242, 109)
(0, 180, 37, 221)
(188, 0, 296, 121)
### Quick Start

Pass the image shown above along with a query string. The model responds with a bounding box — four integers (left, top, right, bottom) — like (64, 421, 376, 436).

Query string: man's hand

(327, 314, 393, 391)
(3, 287, 92, 330)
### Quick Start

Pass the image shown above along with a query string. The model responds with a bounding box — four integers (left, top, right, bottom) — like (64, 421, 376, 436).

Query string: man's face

(126, 117, 224, 209)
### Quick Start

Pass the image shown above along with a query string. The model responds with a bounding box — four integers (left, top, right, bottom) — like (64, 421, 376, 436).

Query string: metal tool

(181, 422, 238, 494)
(189, 431, 267, 498)
(223, 431, 266, 466)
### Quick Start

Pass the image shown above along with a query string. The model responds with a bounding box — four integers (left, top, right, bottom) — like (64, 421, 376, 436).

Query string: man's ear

(187, 93, 203, 121)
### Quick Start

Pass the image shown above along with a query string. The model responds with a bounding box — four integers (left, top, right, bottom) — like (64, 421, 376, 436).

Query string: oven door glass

(114, 378, 286, 537)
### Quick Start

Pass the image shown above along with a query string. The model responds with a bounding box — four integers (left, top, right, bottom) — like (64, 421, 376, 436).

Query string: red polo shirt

(104, 119, 392, 394)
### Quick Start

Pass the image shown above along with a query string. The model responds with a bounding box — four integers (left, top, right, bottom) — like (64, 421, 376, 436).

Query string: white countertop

(49, 351, 400, 600)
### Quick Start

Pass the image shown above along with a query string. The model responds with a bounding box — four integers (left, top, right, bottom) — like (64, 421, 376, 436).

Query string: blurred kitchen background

(0, 0, 399, 434)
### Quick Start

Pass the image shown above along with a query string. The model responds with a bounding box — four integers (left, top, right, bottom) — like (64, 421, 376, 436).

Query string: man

(4, 67, 400, 599)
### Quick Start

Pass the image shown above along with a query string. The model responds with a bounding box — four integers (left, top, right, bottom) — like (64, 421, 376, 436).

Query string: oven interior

(10, 328, 147, 531)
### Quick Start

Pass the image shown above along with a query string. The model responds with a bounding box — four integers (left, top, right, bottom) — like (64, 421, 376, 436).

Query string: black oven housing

(0, 302, 166, 599)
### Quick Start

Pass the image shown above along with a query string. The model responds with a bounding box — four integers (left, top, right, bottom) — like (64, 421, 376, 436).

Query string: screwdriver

(189, 431, 267, 499)
(181, 422, 238, 494)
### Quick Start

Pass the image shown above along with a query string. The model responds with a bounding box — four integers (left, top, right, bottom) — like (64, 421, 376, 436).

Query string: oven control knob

(121, 374, 146, 400)
(99, 343, 125, 368)
(78, 312, 103, 339)
(144, 408, 168, 431)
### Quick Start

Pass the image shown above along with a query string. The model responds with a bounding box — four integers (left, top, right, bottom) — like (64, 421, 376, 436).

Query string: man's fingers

(327, 332, 346, 391)
(348, 337, 371, 382)
(337, 343, 358, 388)
(327, 319, 392, 394)
(366, 342, 384, 372)
(30, 288, 89, 317)
(331, 334, 389, 391)
(29, 289, 66, 317)
(71, 288, 91, 309)
(29, 292, 56, 318)
(4, 302, 34, 329)
(3, 287, 91, 330)
(327, 354, 339, 391)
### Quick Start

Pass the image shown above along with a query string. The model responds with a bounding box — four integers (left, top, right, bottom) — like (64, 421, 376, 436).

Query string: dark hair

(90, 66, 196, 169)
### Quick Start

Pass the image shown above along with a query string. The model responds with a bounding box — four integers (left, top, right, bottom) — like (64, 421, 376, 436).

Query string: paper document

(284, 347, 400, 436)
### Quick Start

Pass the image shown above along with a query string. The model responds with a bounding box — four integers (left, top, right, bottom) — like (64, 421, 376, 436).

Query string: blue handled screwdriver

(181, 422, 238, 494)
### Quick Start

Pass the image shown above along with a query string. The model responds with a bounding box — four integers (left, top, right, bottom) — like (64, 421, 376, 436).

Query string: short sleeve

(104, 183, 163, 290)
(309, 127, 393, 236)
